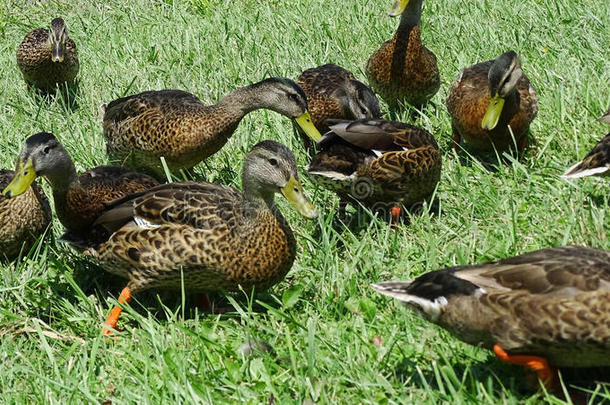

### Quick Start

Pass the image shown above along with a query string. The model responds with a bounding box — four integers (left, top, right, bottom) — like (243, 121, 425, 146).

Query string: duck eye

(269, 158, 278, 166)
(288, 93, 298, 101)
(361, 107, 368, 115)
(43, 146, 50, 154)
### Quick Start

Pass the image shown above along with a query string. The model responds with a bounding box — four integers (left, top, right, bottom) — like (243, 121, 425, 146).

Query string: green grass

(1, 0, 609, 403)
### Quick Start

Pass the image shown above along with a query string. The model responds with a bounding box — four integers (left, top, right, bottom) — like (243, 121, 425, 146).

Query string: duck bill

(481, 95, 505, 130)
(389, 0, 409, 16)
(3, 158, 36, 198)
(294, 111, 321, 142)
(52, 43, 64, 63)
(281, 176, 317, 219)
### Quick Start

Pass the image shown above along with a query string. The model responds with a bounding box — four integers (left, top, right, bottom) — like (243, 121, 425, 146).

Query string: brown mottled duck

(17, 18, 79, 91)
(366, 0, 440, 108)
(307, 119, 441, 223)
(71, 140, 316, 334)
(562, 109, 610, 178)
(0, 169, 51, 260)
(297, 64, 381, 134)
(102, 78, 321, 178)
(2, 132, 158, 240)
(372, 246, 610, 388)
(446, 51, 538, 154)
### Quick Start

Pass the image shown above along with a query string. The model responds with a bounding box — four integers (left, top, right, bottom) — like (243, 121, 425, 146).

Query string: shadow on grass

(29, 80, 80, 112)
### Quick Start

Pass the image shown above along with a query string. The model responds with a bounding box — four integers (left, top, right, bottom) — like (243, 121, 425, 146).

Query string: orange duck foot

(391, 206, 402, 226)
(103, 286, 132, 336)
(493, 344, 556, 388)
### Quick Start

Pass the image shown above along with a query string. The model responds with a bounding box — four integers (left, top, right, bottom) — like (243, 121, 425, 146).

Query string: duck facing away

(562, 110, 610, 178)
(17, 18, 79, 91)
(366, 0, 440, 108)
(447, 51, 538, 154)
(307, 119, 441, 223)
(75, 141, 316, 334)
(372, 246, 610, 387)
(102, 78, 322, 178)
(0, 169, 51, 260)
(297, 64, 381, 134)
(2, 132, 159, 239)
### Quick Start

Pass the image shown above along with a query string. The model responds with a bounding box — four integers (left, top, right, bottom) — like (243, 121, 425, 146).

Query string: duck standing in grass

(446, 51, 538, 154)
(562, 110, 610, 178)
(366, 0, 440, 109)
(2, 132, 158, 243)
(372, 246, 610, 387)
(0, 169, 51, 260)
(71, 141, 316, 334)
(17, 18, 79, 91)
(297, 64, 381, 134)
(307, 119, 441, 223)
(101, 78, 321, 178)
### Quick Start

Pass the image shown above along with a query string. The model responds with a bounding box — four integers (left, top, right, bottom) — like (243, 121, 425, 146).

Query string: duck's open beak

(294, 111, 321, 142)
(481, 94, 505, 131)
(281, 176, 317, 219)
(389, 0, 409, 17)
(3, 158, 36, 198)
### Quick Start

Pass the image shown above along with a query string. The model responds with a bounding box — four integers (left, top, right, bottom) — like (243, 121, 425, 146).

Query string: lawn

(0, 0, 609, 403)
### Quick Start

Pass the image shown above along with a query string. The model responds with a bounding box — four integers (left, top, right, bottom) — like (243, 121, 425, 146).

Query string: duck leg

(452, 125, 461, 151)
(493, 344, 556, 388)
(103, 286, 132, 336)
(391, 205, 401, 226)
(517, 135, 527, 154)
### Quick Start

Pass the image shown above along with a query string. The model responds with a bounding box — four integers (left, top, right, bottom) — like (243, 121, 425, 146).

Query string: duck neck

(242, 178, 276, 218)
(217, 81, 278, 116)
(395, 0, 423, 45)
(44, 157, 78, 207)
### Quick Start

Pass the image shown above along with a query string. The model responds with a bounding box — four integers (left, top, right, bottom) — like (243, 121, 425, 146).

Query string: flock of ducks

(1, 0, 609, 393)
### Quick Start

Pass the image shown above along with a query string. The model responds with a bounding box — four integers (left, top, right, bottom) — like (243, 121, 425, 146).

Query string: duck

(371, 246, 610, 387)
(0, 169, 52, 260)
(366, 0, 440, 108)
(72, 140, 316, 334)
(2, 132, 159, 240)
(562, 110, 610, 178)
(101, 78, 322, 178)
(297, 64, 381, 134)
(16, 18, 79, 91)
(446, 51, 538, 153)
(306, 119, 441, 223)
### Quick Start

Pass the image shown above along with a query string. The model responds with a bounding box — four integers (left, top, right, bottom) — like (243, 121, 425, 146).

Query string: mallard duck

(297, 64, 381, 134)
(306, 119, 441, 223)
(2, 132, 159, 239)
(366, 0, 440, 108)
(102, 78, 321, 178)
(562, 110, 610, 178)
(446, 51, 538, 153)
(372, 246, 610, 387)
(0, 169, 51, 260)
(72, 140, 316, 334)
(16, 18, 79, 91)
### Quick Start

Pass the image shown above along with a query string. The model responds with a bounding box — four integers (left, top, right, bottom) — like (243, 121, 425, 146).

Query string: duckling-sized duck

(297, 64, 381, 134)
(0, 169, 51, 260)
(447, 51, 538, 154)
(17, 18, 79, 91)
(307, 119, 441, 223)
(372, 246, 610, 388)
(102, 78, 321, 178)
(562, 110, 610, 178)
(366, 0, 440, 108)
(74, 141, 316, 334)
(2, 133, 159, 239)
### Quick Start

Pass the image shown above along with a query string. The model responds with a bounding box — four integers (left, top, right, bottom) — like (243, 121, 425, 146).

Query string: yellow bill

(294, 111, 321, 142)
(281, 176, 317, 219)
(3, 158, 36, 198)
(389, 0, 409, 17)
(481, 95, 505, 130)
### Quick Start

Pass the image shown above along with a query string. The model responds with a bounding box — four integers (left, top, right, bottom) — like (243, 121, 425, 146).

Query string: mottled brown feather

(0, 170, 51, 260)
